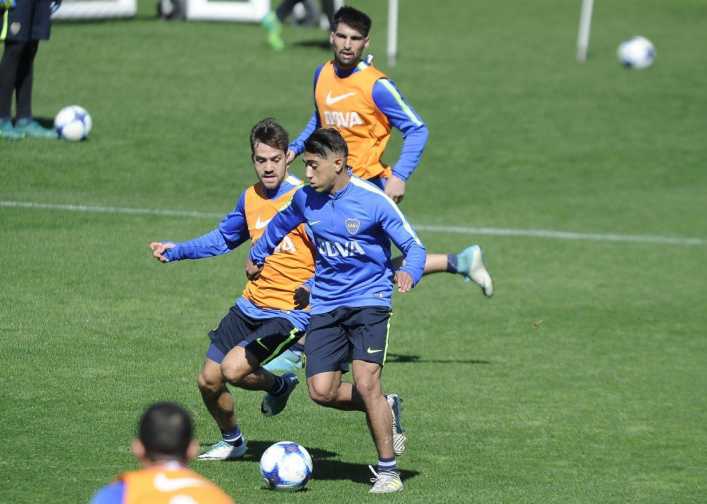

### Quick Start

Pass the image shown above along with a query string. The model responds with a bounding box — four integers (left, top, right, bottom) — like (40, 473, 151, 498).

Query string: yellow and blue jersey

(164, 175, 315, 330)
(90, 464, 234, 504)
(290, 59, 429, 182)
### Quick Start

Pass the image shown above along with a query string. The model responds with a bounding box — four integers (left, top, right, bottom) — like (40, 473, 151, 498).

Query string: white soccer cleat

(261, 372, 299, 417)
(386, 394, 407, 456)
(459, 245, 494, 297)
(197, 439, 248, 461)
(368, 465, 403, 493)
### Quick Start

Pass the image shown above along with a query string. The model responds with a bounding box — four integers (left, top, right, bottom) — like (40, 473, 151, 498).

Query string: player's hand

(245, 258, 263, 280)
(286, 149, 297, 165)
(394, 270, 413, 293)
(294, 285, 311, 309)
(384, 175, 406, 204)
(149, 241, 175, 263)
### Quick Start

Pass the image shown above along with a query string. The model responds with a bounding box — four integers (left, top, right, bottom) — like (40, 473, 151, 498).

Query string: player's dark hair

(333, 6, 372, 37)
(250, 118, 289, 156)
(304, 128, 348, 161)
(138, 402, 193, 461)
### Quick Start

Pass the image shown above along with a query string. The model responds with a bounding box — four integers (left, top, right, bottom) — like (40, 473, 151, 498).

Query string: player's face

(330, 23, 369, 69)
(252, 142, 288, 190)
(303, 152, 342, 193)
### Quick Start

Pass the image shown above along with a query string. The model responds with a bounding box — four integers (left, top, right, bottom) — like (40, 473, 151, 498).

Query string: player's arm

(372, 79, 429, 202)
(287, 64, 325, 162)
(89, 481, 124, 504)
(376, 195, 426, 292)
(149, 192, 249, 263)
(247, 190, 307, 279)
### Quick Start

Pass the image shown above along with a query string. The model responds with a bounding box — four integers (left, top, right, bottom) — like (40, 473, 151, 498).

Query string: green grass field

(2, 0, 706, 502)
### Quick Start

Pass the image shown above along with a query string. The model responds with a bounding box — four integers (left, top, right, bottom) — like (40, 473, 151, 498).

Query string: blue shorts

(1, 0, 51, 42)
(206, 305, 302, 365)
(304, 306, 392, 378)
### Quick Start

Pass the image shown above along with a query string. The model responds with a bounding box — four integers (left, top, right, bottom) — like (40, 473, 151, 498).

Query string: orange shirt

(315, 61, 392, 180)
(242, 177, 315, 310)
(120, 465, 234, 504)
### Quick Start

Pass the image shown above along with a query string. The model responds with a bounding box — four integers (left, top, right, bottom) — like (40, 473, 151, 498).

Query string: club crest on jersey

(345, 218, 360, 235)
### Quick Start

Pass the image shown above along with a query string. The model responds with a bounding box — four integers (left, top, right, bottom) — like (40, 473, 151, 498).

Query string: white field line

(1, 200, 704, 247)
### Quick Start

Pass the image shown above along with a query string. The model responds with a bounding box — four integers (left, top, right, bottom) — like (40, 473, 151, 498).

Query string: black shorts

(206, 305, 302, 365)
(305, 306, 392, 378)
(1, 0, 51, 42)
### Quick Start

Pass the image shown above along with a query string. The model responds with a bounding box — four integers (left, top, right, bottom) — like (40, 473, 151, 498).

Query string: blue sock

(222, 425, 243, 447)
(446, 253, 459, 274)
(269, 375, 287, 395)
(377, 456, 397, 473)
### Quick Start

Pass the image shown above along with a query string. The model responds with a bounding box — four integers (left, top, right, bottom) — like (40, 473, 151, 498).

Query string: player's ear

(334, 157, 345, 173)
(329, 31, 335, 46)
(131, 439, 146, 460)
(186, 439, 200, 461)
(363, 37, 370, 50)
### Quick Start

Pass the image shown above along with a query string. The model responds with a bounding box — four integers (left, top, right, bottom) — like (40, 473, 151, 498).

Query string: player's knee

(221, 362, 247, 385)
(197, 370, 222, 394)
(307, 383, 337, 406)
(354, 377, 380, 400)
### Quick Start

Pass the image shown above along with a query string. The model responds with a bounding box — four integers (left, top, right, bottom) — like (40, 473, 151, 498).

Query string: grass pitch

(1, 1, 706, 503)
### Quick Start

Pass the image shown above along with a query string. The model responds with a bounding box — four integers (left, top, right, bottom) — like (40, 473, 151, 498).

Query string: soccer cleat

(261, 11, 285, 51)
(0, 119, 25, 140)
(197, 438, 248, 460)
(14, 118, 58, 139)
(457, 245, 494, 297)
(261, 372, 299, 416)
(368, 465, 403, 493)
(386, 394, 407, 456)
(262, 349, 304, 375)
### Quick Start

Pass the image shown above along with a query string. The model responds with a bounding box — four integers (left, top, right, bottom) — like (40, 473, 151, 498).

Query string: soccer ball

(55, 105, 92, 141)
(259, 441, 313, 491)
(617, 36, 656, 69)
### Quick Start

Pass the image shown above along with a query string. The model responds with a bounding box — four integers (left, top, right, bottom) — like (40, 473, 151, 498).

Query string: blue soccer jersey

(250, 177, 426, 314)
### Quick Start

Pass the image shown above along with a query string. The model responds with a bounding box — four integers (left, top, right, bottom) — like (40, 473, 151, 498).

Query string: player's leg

(262, 337, 305, 374)
(0, 1, 30, 139)
(13, 0, 55, 138)
(237, 318, 301, 416)
(196, 349, 248, 460)
(305, 308, 366, 411)
(391, 246, 494, 297)
(196, 306, 254, 460)
(261, 0, 293, 51)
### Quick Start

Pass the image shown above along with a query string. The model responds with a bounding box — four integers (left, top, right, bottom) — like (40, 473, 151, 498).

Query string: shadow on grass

(204, 439, 419, 484)
(386, 352, 491, 365)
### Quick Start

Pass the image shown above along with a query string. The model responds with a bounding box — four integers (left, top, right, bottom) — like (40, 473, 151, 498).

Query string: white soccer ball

(55, 105, 92, 141)
(259, 441, 313, 491)
(617, 36, 656, 69)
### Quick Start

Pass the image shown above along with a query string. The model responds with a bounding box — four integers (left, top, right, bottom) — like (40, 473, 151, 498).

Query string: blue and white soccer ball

(259, 441, 313, 491)
(617, 36, 656, 69)
(54, 105, 92, 141)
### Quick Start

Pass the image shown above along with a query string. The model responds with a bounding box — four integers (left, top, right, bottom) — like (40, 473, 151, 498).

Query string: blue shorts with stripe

(1, 0, 51, 42)
(304, 306, 392, 378)
(206, 305, 303, 365)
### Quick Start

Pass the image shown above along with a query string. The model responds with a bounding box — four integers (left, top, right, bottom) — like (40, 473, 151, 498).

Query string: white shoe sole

(468, 246, 494, 297)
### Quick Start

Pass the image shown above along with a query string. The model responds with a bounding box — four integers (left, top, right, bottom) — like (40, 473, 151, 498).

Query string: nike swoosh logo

(367, 347, 384, 354)
(325, 91, 356, 106)
(255, 216, 272, 230)
(308, 220, 321, 226)
(153, 473, 205, 492)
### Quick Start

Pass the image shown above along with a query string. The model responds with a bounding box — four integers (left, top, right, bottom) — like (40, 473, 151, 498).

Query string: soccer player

(247, 128, 426, 493)
(0, 0, 59, 139)
(266, 5, 493, 374)
(148, 118, 314, 461)
(89, 402, 234, 504)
